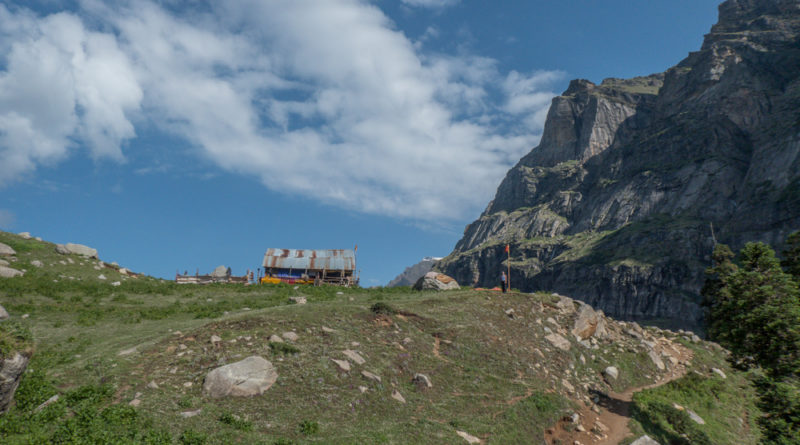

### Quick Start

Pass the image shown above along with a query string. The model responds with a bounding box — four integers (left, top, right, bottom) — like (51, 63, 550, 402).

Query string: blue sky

(0, 0, 721, 286)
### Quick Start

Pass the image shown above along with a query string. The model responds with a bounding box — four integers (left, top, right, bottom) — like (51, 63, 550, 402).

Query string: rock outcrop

(56, 243, 98, 258)
(413, 272, 460, 291)
(0, 266, 23, 278)
(0, 243, 15, 257)
(439, 0, 800, 330)
(0, 352, 30, 414)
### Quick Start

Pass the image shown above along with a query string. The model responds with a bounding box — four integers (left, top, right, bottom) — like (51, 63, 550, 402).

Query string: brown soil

(545, 342, 693, 445)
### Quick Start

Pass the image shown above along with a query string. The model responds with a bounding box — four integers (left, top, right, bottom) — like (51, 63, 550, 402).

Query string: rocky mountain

(386, 257, 441, 287)
(438, 0, 800, 331)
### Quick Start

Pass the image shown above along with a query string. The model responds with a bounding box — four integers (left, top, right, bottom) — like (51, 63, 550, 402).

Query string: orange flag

(504, 244, 510, 253)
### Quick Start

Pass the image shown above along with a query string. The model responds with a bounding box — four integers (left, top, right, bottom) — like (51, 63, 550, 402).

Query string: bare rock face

(203, 356, 277, 398)
(0, 352, 31, 414)
(413, 272, 460, 291)
(439, 0, 800, 331)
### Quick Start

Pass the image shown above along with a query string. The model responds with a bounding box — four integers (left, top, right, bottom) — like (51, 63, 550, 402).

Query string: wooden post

(507, 246, 511, 291)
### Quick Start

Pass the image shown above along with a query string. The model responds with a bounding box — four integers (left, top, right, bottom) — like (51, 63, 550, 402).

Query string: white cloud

(401, 0, 461, 8)
(0, 0, 561, 221)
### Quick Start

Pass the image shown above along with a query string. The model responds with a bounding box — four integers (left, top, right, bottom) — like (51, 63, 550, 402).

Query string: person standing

(500, 270, 507, 293)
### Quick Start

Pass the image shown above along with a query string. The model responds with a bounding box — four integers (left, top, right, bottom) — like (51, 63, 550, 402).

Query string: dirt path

(545, 343, 693, 445)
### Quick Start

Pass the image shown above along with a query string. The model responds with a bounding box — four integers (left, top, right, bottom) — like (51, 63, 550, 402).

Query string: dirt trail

(546, 343, 693, 445)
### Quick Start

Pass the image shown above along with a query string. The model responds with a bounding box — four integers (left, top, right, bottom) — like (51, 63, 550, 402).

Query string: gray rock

(34, 394, 59, 413)
(545, 333, 571, 351)
(331, 359, 351, 371)
(556, 296, 576, 314)
(289, 296, 307, 305)
(30, 260, 43, 268)
(412, 271, 460, 291)
(342, 350, 365, 365)
(203, 356, 277, 398)
(631, 435, 660, 445)
(210, 335, 222, 344)
(361, 370, 382, 382)
(687, 409, 705, 425)
(268, 334, 284, 343)
(0, 352, 31, 414)
(0, 305, 8, 320)
(0, 259, 8, 267)
(571, 304, 608, 340)
(17, 232, 31, 240)
(97, 274, 107, 280)
(648, 349, 665, 370)
(0, 266, 23, 278)
(282, 332, 299, 342)
(64, 243, 98, 258)
(0, 243, 15, 257)
(604, 366, 619, 380)
(391, 389, 406, 403)
(711, 367, 727, 379)
(456, 430, 482, 444)
(147, 381, 159, 389)
(55, 244, 70, 255)
(180, 409, 202, 418)
(413, 373, 432, 388)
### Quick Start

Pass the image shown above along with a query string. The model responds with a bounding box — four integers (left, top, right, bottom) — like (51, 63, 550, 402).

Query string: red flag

(504, 244, 510, 253)
(354, 244, 358, 252)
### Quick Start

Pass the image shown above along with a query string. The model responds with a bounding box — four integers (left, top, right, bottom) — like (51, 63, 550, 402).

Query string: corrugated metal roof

(262, 248, 356, 271)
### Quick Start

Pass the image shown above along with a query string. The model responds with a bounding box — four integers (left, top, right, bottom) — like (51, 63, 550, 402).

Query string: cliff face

(438, 0, 800, 331)
(387, 257, 440, 287)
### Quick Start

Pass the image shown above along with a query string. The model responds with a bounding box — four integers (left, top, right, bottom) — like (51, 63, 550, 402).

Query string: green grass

(0, 230, 760, 444)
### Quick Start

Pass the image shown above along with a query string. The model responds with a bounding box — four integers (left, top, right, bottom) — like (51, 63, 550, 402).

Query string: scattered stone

(331, 359, 351, 371)
(562, 379, 575, 393)
(576, 424, 586, 432)
(119, 268, 130, 276)
(342, 350, 365, 365)
(111, 281, 121, 287)
(0, 243, 15, 256)
(98, 274, 107, 280)
(603, 366, 619, 380)
(30, 260, 43, 268)
(505, 308, 515, 318)
(289, 296, 307, 305)
(687, 409, 705, 425)
(0, 305, 8, 321)
(34, 394, 59, 412)
(321, 326, 336, 333)
(282, 332, 299, 342)
(631, 435, 660, 445)
(269, 334, 284, 343)
(17, 232, 31, 240)
(456, 430, 481, 444)
(403, 337, 412, 344)
(183, 382, 193, 388)
(210, 335, 222, 344)
(180, 409, 202, 418)
(129, 399, 141, 407)
(412, 271, 460, 291)
(691, 334, 702, 343)
(118, 346, 138, 356)
(391, 389, 406, 403)
(545, 333, 571, 351)
(336, 291, 344, 295)
(179, 344, 188, 350)
(147, 381, 159, 389)
(648, 350, 665, 370)
(21, 314, 29, 319)
(0, 266, 23, 278)
(358, 386, 368, 393)
(34, 237, 41, 241)
(711, 368, 727, 379)
(203, 356, 278, 398)
(412, 373, 432, 389)
(361, 370, 382, 382)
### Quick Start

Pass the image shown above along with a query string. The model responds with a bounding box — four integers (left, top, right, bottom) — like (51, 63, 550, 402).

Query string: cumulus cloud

(0, 0, 561, 221)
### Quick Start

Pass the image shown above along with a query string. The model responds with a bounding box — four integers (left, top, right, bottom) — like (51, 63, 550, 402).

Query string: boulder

(0, 243, 15, 257)
(17, 232, 31, 240)
(0, 352, 31, 414)
(30, 260, 43, 268)
(412, 271, 460, 291)
(556, 296, 576, 314)
(648, 349, 665, 370)
(413, 373, 432, 389)
(64, 243, 98, 258)
(203, 356, 277, 398)
(604, 366, 619, 380)
(0, 305, 8, 321)
(0, 259, 8, 267)
(571, 304, 608, 340)
(0, 266, 23, 278)
(55, 244, 70, 255)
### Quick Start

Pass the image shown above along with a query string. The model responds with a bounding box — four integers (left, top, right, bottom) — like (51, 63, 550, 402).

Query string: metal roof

(262, 248, 356, 271)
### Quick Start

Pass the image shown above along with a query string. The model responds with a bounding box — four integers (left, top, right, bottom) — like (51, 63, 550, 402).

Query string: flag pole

(507, 244, 511, 291)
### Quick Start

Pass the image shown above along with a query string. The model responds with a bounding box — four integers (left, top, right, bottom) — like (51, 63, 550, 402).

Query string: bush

(299, 419, 320, 435)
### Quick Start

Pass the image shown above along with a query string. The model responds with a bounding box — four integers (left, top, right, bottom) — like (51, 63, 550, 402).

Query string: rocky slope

(387, 257, 441, 287)
(438, 0, 800, 330)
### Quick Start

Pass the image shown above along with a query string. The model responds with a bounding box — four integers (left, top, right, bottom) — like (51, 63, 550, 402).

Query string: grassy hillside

(0, 231, 761, 444)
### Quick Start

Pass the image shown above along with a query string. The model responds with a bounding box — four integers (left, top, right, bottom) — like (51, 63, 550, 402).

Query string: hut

(260, 248, 358, 287)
